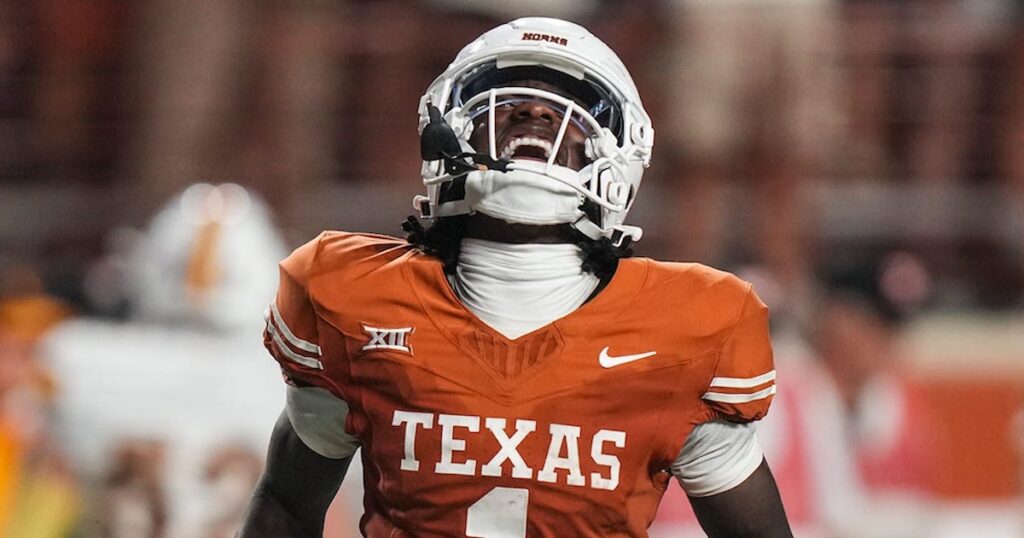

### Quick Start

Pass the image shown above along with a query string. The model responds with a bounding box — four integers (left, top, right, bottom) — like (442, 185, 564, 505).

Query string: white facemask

(464, 160, 584, 225)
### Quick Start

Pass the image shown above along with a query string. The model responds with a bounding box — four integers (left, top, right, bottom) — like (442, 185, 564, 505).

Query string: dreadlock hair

(402, 215, 631, 281)
(402, 215, 468, 275)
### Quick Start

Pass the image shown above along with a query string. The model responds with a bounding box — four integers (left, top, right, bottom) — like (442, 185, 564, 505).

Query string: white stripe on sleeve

(265, 320, 324, 370)
(709, 370, 776, 389)
(270, 303, 322, 354)
(703, 385, 777, 404)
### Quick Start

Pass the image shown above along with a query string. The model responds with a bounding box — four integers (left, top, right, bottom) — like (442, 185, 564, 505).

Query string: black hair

(401, 215, 630, 281)
(402, 215, 468, 275)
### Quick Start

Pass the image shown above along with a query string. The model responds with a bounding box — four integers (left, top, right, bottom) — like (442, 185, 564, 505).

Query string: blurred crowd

(0, 0, 1023, 536)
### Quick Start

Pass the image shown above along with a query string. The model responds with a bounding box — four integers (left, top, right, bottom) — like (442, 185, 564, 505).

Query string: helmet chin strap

(420, 104, 511, 177)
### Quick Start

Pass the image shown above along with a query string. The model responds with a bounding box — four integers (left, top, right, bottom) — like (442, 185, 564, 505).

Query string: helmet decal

(520, 32, 569, 46)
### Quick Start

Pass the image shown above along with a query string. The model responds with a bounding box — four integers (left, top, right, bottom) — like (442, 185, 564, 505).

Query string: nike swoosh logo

(598, 347, 657, 368)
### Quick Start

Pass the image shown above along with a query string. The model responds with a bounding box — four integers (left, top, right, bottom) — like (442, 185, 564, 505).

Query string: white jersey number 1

(465, 487, 529, 538)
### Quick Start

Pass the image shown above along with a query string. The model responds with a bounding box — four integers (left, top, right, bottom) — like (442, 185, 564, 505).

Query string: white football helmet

(415, 17, 654, 246)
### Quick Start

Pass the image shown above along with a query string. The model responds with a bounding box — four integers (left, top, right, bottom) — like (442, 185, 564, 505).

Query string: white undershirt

(452, 238, 600, 339)
(287, 238, 762, 497)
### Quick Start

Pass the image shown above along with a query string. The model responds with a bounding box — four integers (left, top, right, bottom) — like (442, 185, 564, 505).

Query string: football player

(240, 18, 791, 537)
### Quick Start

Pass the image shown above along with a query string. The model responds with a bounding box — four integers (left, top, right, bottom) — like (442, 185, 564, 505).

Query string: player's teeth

(499, 137, 553, 160)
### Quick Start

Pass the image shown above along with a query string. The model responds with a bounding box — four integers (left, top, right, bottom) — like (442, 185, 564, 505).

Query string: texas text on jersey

(263, 231, 775, 536)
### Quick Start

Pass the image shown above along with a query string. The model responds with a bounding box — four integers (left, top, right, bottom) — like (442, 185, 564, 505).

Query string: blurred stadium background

(0, 0, 1022, 536)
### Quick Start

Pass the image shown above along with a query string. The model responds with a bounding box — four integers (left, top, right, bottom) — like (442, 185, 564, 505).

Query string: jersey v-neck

(401, 251, 650, 385)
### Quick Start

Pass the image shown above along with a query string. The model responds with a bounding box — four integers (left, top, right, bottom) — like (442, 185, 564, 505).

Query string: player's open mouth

(500, 136, 555, 163)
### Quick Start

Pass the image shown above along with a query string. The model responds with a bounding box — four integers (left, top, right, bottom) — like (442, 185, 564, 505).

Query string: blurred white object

(131, 183, 286, 332)
(920, 500, 1024, 538)
(41, 183, 292, 536)
(43, 319, 285, 538)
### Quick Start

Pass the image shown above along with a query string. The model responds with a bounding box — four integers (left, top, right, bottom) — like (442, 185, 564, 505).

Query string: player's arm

(672, 420, 792, 537)
(681, 285, 791, 536)
(238, 410, 352, 537)
(244, 234, 360, 535)
(689, 458, 791, 537)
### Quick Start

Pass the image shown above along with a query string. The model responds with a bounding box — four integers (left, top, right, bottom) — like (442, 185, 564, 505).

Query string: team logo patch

(521, 32, 568, 46)
(361, 324, 414, 354)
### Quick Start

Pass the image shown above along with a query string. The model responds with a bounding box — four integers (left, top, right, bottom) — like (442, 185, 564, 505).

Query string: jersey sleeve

(286, 385, 360, 459)
(671, 420, 763, 497)
(263, 234, 331, 388)
(702, 286, 776, 423)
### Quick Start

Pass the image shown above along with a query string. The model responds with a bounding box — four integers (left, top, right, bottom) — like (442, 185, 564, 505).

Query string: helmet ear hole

(608, 183, 626, 206)
(630, 123, 647, 145)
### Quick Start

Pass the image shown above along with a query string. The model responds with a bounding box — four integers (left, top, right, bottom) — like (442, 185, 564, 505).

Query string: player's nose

(511, 99, 559, 124)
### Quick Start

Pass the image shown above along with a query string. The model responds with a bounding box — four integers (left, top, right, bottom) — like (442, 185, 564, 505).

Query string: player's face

(467, 80, 590, 171)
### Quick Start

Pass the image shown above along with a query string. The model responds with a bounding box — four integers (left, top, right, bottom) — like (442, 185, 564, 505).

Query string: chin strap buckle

(609, 225, 641, 249)
(413, 195, 432, 218)
(442, 151, 510, 176)
(571, 218, 643, 248)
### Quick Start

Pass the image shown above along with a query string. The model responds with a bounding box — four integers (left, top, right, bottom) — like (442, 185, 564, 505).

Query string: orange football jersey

(264, 231, 775, 537)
